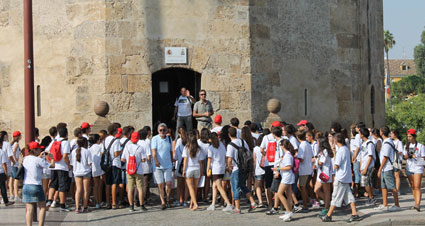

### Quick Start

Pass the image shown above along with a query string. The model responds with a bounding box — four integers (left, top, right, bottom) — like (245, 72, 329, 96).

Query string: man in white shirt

(104, 124, 122, 209)
(375, 126, 400, 211)
(359, 127, 376, 206)
(172, 87, 195, 133)
(230, 118, 242, 139)
(296, 130, 314, 212)
(46, 127, 71, 212)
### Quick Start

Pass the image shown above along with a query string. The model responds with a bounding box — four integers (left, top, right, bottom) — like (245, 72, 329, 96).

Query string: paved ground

(2, 191, 425, 226)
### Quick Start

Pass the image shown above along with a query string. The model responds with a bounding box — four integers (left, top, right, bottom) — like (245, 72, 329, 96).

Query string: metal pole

(24, 0, 35, 144)
(24, 0, 37, 222)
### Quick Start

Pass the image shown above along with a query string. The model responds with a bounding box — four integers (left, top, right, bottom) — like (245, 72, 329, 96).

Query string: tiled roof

(385, 59, 417, 77)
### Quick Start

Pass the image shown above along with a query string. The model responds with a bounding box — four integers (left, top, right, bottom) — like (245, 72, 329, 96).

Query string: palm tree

(384, 30, 396, 105)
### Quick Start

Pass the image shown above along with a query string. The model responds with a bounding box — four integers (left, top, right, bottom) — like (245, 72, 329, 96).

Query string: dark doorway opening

(152, 68, 201, 134)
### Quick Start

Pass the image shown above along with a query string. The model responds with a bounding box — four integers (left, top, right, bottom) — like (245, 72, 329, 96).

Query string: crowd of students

(1, 117, 424, 226)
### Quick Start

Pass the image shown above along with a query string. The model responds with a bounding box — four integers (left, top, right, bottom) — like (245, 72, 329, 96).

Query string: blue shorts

(230, 170, 250, 200)
(381, 170, 395, 190)
(291, 173, 299, 194)
(11, 167, 19, 179)
(22, 184, 45, 203)
(121, 169, 127, 184)
(353, 161, 361, 184)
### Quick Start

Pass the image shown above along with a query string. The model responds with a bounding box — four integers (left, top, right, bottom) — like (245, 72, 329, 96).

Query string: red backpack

(126, 152, 137, 175)
(266, 141, 277, 162)
(48, 141, 63, 162)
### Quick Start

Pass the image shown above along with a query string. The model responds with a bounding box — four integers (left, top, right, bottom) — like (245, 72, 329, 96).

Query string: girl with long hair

(89, 134, 104, 209)
(198, 128, 211, 202)
(390, 129, 403, 194)
(253, 134, 266, 207)
(403, 129, 425, 212)
(71, 138, 92, 213)
(206, 132, 233, 212)
(182, 132, 203, 210)
(173, 127, 188, 206)
(10, 131, 22, 201)
(314, 137, 334, 217)
(241, 126, 255, 194)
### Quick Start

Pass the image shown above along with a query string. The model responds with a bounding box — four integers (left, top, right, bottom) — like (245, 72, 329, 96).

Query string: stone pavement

(1, 192, 425, 226)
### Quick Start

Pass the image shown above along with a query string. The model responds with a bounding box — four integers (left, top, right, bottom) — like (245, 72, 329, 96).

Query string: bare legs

(25, 202, 47, 226)
(186, 177, 200, 210)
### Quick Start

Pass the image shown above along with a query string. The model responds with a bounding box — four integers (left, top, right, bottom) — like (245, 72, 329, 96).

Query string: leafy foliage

(414, 28, 425, 77)
(391, 75, 425, 100)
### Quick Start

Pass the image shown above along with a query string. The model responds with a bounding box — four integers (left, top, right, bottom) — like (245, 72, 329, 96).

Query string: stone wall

(250, 0, 385, 130)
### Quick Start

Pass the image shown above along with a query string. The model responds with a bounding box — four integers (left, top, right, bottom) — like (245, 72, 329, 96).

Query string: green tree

(384, 30, 396, 104)
(414, 28, 425, 77)
(386, 94, 425, 144)
(391, 75, 425, 100)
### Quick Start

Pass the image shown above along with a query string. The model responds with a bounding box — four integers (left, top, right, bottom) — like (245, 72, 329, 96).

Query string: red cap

(297, 120, 308, 126)
(131, 132, 140, 143)
(29, 141, 44, 150)
(81, 122, 92, 129)
(407, 129, 416, 135)
(115, 128, 123, 138)
(214, 115, 222, 124)
(12, 131, 21, 137)
(271, 121, 282, 127)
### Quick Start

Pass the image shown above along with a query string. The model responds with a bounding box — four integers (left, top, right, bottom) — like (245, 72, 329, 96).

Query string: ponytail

(76, 137, 87, 163)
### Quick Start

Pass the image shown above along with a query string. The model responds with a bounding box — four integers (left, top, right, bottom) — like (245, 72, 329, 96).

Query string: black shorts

(212, 174, 224, 181)
(264, 166, 274, 188)
(49, 170, 69, 192)
(105, 166, 122, 185)
(271, 175, 282, 193)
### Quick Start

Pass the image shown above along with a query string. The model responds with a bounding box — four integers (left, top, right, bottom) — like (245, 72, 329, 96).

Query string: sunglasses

(159, 129, 166, 132)
(200, 93, 206, 96)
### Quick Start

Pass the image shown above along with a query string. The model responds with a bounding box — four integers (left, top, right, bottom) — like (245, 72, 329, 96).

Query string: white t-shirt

(393, 139, 404, 159)
(236, 129, 242, 139)
(317, 149, 333, 183)
(280, 152, 295, 184)
(120, 138, 131, 169)
(403, 142, 425, 174)
(138, 140, 152, 174)
(90, 143, 104, 177)
(23, 155, 50, 185)
(253, 146, 265, 176)
(208, 142, 226, 175)
(71, 148, 92, 177)
(252, 133, 260, 140)
(260, 134, 283, 166)
(12, 142, 21, 167)
(360, 140, 375, 170)
(46, 138, 70, 171)
(211, 126, 222, 134)
(298, 141, 314, 176)
(182, 146, 202, 172)
(349, 138, 357, 156)
(380, 138, 394, 172)
(354, 134, 362, 161)
(2, 141, 13, 172)
(70, 138, 78, 152)
(226, 139, 249, 172)
(0, 148, 8, 174)
(311, 141, 319, 157)
(122, 142, 146, 175)
(174, 95, 193, 117)
(174, 138, 184, 173)
(334, 145, 352, 183)
(104, 136, 121, 168)
(197, 140, 209, 160)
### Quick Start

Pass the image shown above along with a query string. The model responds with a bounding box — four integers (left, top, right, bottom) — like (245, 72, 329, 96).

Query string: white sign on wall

(165, 47, 187, 64)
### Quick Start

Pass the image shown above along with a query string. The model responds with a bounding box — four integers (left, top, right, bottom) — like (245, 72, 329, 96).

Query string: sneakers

(161, 204, 166, 210)
(374, 204, 389, 211)
(321, 215, 332, 222)
(266, 208, 278, 215)
(367, 198, 377, 206)
(389, 206, 401, 212)
(60, 207, 71, 212)
(51, 201, 57, 208)
(95, 204, 101, 209)
(129, 206, 135, 212)
(207, 204, 215, 211)
(293, 205, 303, 213)
(183, 202, 189, 207)
(319, 209, 329, 217)
(348, 215, 362, 222)
(319, 200, 325, 206)
(5, 201, 15, 206)
(298, 207, 309, 213)
(279, 212, 294, 222)
(222, 205, 233, 212)
(248, 203, 257, 212)
(140, 205, 148, 211)
(312, 201, 320, 209)
(233, 208, 241, 214)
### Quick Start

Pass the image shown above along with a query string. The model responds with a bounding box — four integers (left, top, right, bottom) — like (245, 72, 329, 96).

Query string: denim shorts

(121, 169, 128, 184)
(381, 170, 395, 190)
(186, 170, 201, 179)
(230, 170, 250, 200)
(75, 172, 92, 178)
(353, 161, 361, 184)
(153, 168, 173, 184)
(254, 174, 265, 181)
(22, 184, 46, 203)
(10, 167, 18, 179)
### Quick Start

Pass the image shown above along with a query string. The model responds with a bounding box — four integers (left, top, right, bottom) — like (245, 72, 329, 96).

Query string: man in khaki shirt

(193, 89, 214, 131)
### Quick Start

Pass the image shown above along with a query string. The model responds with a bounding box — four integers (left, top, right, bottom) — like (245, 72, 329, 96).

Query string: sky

(384, 0, 425, 59)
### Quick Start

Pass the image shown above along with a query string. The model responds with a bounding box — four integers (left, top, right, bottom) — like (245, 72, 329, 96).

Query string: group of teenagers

(1, 115, 425, 226)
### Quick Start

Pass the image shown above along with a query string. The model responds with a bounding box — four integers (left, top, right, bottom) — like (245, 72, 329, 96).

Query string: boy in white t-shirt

(121, 132, 147, 212)
(359, 127, 377, 206)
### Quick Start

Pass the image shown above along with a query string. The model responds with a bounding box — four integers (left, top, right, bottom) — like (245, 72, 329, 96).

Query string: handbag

(259, 154, 266, 169)
(15, 164, 25, 180)
(319, 170, 329, 182)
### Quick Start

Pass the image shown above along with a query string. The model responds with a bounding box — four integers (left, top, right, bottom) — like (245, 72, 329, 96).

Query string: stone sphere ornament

(94, 101, 109, 117)
(267, 98, 281, 114)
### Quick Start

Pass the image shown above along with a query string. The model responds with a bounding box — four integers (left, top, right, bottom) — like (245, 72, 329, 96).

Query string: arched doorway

(152, 68, 201, 133)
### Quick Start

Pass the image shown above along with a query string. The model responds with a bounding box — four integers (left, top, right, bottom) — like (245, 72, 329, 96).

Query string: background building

(0, 0, 385, 135)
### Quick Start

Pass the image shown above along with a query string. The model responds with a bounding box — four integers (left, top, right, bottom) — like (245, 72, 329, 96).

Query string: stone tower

(0, 0, 384, 135)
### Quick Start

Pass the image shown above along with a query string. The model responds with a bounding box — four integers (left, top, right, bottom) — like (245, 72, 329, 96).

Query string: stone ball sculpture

(94, 101, 109, 117)
(267, 98, 281, 114)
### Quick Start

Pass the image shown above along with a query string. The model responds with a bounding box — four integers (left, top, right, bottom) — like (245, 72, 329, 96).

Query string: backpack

(48, 141, 63, 162)
(126, 147, 139, 175)
(100, 138, 117, 173)
(292, 156, 300, 174)
(383, 141, 401, 170)
(229, 139, 253, 173)
(120, 139, 130, 167)
(266, 141, 277, 163)
(366, 141, 380, 170)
